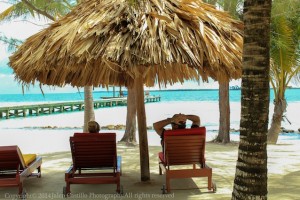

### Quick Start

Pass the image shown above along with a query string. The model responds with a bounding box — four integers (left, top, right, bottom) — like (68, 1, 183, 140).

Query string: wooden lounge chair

(0, 146, 42, 196)
(158, 127, 216, 193)
(64, 133, 122, 197)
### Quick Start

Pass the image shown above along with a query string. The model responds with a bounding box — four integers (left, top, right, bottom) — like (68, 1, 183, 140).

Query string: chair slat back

(164, 127, 206, 166)
(70, 133, 117, 169)
(0, 146, 25, 171)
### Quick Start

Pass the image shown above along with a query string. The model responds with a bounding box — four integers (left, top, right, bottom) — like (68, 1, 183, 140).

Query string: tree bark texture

(232, 0, 272, 199)
(121, 86, 137, 144)
(83, 86, 95, 132)
(267, 98, 287, 144)
(135, 76, 150, 181)
(216, 81, 230, 143)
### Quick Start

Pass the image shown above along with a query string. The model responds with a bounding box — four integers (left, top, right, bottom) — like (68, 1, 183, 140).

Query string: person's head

(171, 113, 187, 130)
(88, 121, 100, 133)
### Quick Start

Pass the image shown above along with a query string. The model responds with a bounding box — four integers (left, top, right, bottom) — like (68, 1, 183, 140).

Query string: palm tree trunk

(121, 86, 137, 145)
(216, 81, 230, 143)
(267, 98, 286, 144)
(232, 0, 272, 199)
(78, 0, 95, 133)
(83, 86, 95, 132)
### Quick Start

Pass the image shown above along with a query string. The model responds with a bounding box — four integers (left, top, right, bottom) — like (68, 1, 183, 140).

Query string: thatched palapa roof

(9, 0, 243, 88)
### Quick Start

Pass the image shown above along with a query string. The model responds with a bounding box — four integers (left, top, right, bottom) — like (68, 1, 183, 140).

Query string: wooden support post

(135, 75, 150, 182)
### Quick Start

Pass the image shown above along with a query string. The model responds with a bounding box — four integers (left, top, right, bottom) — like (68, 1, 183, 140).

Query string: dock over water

(0, 95, 161, 119)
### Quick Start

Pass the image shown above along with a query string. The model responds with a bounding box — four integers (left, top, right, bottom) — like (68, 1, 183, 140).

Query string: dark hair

(177, 123, 186, 129)
(88, 121, 100, 133)
(171, 122, 186, 129)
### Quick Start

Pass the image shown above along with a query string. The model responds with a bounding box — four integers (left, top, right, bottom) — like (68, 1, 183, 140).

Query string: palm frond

(270, 0, 300, 89)
(0, 35, 22, 51)
(0, 0, 74, 22)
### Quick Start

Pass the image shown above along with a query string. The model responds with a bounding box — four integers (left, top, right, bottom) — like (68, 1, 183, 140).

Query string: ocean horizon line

(81, 87, 300, 94)
(1, 87, 300, 95)
(93, 88, 221, 93)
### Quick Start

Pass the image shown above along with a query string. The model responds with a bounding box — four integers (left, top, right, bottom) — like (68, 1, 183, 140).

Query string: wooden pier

(0, 96, 161, 119)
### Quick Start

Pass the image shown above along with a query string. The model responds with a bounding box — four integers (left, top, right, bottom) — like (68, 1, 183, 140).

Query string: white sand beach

(0, 101, 299, 153)
(0, 143, 299, 200)
(0, 101, 300, 199)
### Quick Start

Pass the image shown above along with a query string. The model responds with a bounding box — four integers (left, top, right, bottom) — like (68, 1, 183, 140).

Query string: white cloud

(0, 2, 10, 12)
(0, 1, 54, 94)
(0, 1, 50, 73)
(0, 19, 49, 40)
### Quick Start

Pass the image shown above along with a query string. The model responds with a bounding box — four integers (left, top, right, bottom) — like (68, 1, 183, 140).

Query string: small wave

(21, 126, 82, 130)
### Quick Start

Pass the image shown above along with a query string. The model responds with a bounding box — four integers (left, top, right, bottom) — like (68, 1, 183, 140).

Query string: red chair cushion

(164, 127, 206, 136)
(73, 133, 115, 136)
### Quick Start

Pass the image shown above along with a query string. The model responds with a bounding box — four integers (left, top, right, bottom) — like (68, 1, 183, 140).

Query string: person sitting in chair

(88, 121, 101, 133)
(153, 113, 200, 146)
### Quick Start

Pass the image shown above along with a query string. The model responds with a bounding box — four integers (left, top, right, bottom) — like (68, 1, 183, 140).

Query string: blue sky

(0, 1, 241, 94)
(0, 1, 81, 94)
(0, 1, 79, 94)
(0, 2, 59, 93)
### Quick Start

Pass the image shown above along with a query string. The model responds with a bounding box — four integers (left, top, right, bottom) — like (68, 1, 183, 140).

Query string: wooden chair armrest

(65, 165, 74, 174)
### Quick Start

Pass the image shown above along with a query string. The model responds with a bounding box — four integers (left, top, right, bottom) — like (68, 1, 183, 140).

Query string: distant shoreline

(1, 87, 300, 95)
(93, 88, 220, 93)
(93, 87, 300, 93)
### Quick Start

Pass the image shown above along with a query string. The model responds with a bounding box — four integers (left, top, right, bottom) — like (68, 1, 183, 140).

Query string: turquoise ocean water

(0, 88, 300, 146)
(0, 88, 300, 104)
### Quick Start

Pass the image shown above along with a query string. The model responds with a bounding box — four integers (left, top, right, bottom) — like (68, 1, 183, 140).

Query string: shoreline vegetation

(21, 124, 300, 135)
(44, 86, 300, 94)
(0, 87, 300, 96)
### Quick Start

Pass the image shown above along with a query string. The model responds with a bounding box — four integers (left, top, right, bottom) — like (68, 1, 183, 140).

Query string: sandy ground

(1, 141, 299, 200)
(0, 101, 299, 199)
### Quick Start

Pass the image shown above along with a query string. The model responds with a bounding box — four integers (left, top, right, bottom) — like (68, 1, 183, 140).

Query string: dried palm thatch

(9, 0, 243, 88)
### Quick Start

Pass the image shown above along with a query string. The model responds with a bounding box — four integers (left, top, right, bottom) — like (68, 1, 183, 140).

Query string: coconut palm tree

(0, 0, 96, 132)
(0, 35, 22, 51)
(76, 0, 96, 132)
(206, 0, 300, 146)
(120, 85, 137, 145)
(204, 0, 243, 143)
(232, 0, 272, 198)
(0, 0, 73, 21)
(218, 0, 243, 19)
(0, 0, 72, 46)
(267, 0, 300, 144)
